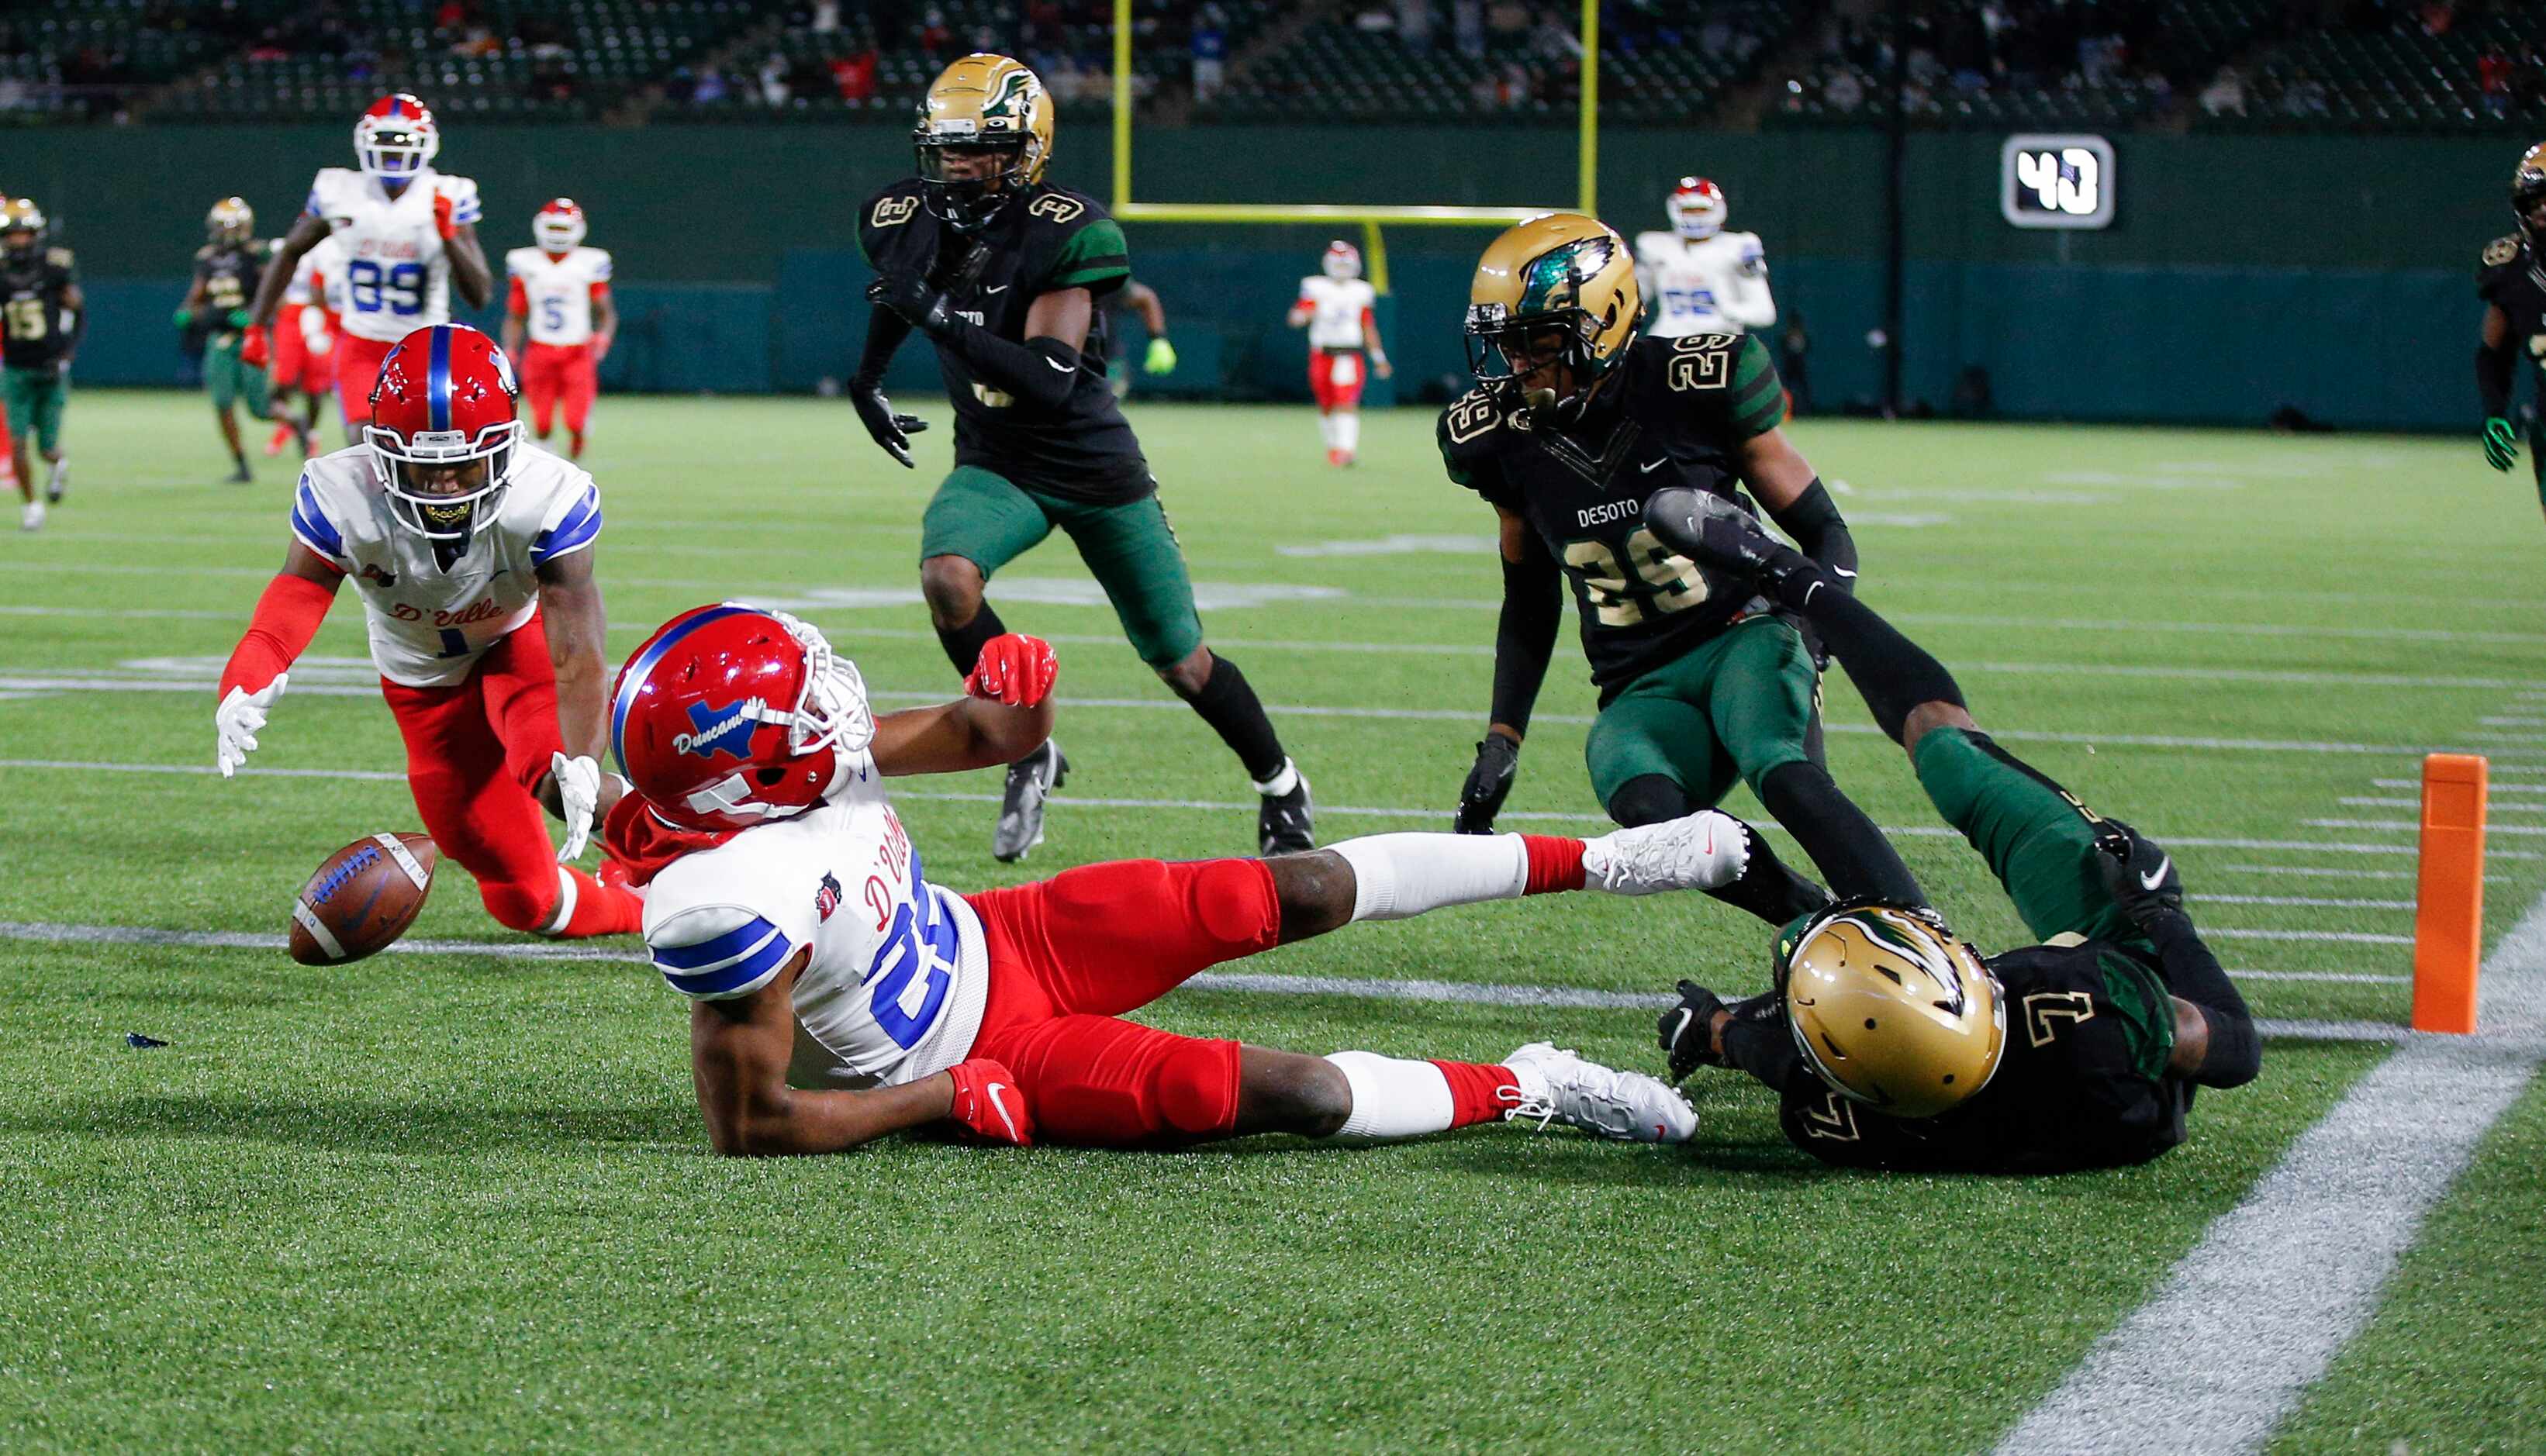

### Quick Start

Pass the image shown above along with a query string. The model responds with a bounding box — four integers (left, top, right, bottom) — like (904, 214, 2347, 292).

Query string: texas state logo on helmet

(1667, 177, 1728, 240)
(355, 94, 440, 178)
(612, 604, 878, 831)
(365, 323, 521, 540)
(534, 197, 588, 251)
(1321, 240, 1362, 281)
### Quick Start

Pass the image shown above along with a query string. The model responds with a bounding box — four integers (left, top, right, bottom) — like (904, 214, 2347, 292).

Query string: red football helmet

(611, 604, 877, 831)
(355, 94, 440, 179)
(1667, 176, 1727, 240)
(534, 197, 588, 252)
(1321, 239, 1363, 281)
(366, 323, 523, 542)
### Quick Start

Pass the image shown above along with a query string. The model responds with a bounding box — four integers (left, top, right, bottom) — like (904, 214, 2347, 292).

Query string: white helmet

(1667, 176, 1727, 240)
(1321, 239, 1363, 280)
(534, 197, 588, 251)
(354, 93, 440, 179)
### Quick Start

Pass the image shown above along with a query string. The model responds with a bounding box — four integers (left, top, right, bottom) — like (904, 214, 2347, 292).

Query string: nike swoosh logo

(1666, 1007, 1693, 1049)
(1045, 357, 1074, 373)
(1833, 567, 1857, 578)
(984, 284, 1009, 294)
(1639, 457, 1669, 472)
(986, 1084, 1021, 1140)
(2140, 855, 2171, 892)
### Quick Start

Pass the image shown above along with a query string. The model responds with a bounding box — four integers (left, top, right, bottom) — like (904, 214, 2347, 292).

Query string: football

(287, 832, 439, 966)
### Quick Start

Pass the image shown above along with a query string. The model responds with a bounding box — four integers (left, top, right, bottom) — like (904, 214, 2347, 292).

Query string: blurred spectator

(919, 7, 951, 53)
(813, 0, 842, 36)
(1397, 0, 1434, 53)
(1487, 0, 1529, 43)
(1193, 5, 1226, 103)
(832, 47, 878, 103)
(759, 51, 791, 105)
(1826, 66, 1864, 111)
(693, 64, 727, 103)
(1453, 0, 1484, 60)
(2478, 50, 2510, 118)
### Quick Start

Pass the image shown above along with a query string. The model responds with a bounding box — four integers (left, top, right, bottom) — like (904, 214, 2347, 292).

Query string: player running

(852, 53, 1314, 863)
(264, 235, 337, 457)
(1287, 240, 1391, 467)
(1646, 492, 2261, 1172)
(2478, 142, 2546, 499)
(175, 198, 304, 483)
(213, 323, 644, 942)
(251, 94, 492, 443)
(1632, 178, 1774, 340)
(0, 196, 79, 531)
(1442, 212, 1918, 928)
(606, 601, 1743, 1154)
(1100, 277, 1175, 399)
(500, 198, 615, 460)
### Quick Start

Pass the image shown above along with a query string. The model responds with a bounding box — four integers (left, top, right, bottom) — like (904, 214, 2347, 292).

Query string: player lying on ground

(1645, 492, 2261, 1172)
(2476, 142, 2546, 495)
(605, 604, 1753, 1154)
(1442, 212, 1919, 928)
(216, 323, 643, 940)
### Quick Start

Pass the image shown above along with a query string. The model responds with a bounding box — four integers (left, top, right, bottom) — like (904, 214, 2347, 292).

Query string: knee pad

(1152, 1039, 1242, 1137)
(484, 866, 573, 937)
(1607, 773, 1694, 828)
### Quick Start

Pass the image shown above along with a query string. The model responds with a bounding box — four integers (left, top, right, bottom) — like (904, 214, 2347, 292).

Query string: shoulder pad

(194, 244, 218, 263)
(646, 899, 796, 1002)
(2484, 235, 2522, 268)
(503, 246, 537, 270)
(862, 181, 928, 229)
(47, 247, 74, 268)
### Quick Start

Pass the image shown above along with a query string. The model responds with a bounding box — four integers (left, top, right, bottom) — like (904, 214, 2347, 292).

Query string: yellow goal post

(1107, 0, 1600, 292)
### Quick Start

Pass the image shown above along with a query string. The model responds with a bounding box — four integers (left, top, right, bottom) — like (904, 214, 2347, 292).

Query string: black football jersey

(858, 181, 1148, 502)
(1771, 939, 2186, 1174)
(2479, 233, 2546, 391)
(1439, 332, 1788, 692)
(0, 245, 79, 371)
(192, 240, 270, 350)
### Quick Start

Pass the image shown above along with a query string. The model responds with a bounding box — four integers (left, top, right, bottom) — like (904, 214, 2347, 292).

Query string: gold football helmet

(1463, 212, 1642, 425)
(2515, 141, 2546, 246)
(206, 195, 255, 244)
(0, 196, 44, 257)
(914, 53, 1055, 230)
(1781, 902, 2005, 1119)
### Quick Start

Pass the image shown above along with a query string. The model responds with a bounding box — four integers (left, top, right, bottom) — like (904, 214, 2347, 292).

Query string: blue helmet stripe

(608, 603, 758, 777)
(427, 325, 453, 432)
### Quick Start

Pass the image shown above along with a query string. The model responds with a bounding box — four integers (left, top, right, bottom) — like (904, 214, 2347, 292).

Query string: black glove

(848, 378, 928, 469)
(2094, 817, 2185, 930)
(866, 273, 952, 335)
(1659, 980, 1731, 1082)
(1453, 734, 1520, 834)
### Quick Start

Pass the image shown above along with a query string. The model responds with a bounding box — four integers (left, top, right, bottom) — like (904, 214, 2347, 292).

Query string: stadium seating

(2203, 10, 2545, 132)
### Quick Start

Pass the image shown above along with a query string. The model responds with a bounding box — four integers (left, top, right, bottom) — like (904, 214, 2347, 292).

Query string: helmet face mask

(2516, 144, 2546, 248)
(354, 94, 440, 180)
(1668, 177, 1727, 240)
(206, 196, 255, 245)
(913, 55, 1053, 232)
(0, 198, 45, 258)
(1463, 214, 1642, 428)
(364, 325, 523, 545)
(534, 198, 587, 252)
(1781, 900, 2006, 1120)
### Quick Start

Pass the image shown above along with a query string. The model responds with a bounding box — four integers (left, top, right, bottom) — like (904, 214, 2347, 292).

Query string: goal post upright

(1107, 0, 1601, 292)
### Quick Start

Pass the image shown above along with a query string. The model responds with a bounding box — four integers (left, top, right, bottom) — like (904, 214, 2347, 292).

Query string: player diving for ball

(214, 323, 645, 942)
(2477, 142, 2546, 500)
(848, 53, 1314, 864)
(1645, 492, 2261, 1172)
(605, 602, 1746, 1154)
(1441, 212, 1920, 928)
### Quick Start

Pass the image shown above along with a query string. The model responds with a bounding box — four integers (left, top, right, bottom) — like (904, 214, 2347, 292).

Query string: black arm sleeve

(1765, 479, 1856, 592)
(2479, 341, 2517, 419)
(936, 322, 1080, 410)
(2140, 911, 2260, 1089)
(852, 304, 911, 388)
(1490, 537, 1563, 735)
(1720, 1014, 1802, 1091)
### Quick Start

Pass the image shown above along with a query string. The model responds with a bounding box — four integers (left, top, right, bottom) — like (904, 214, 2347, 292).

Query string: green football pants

(919, 464, 1204, 668)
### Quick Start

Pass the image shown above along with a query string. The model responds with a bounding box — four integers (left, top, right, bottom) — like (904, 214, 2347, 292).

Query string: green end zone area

(0, 393, 2538, 1447)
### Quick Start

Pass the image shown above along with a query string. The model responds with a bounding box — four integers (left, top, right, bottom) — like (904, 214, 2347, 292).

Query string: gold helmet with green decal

(913, 53, 1055, 232)
(1463, 212, 1642, 426)
(0, 196, 45, 260)
(1778, 900, 2005, 1120)
(206, 195, 255, 245)
(2513, 140, 2546, 249)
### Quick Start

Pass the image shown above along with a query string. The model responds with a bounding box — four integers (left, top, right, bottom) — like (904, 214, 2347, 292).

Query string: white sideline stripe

(2199, 892, 2413, 911)
(0, 919, 2410, 1032)
(2306, 817, 2546, 838)
(2202, 928, 2414, 946)
(1998, 889, 2546, 1455)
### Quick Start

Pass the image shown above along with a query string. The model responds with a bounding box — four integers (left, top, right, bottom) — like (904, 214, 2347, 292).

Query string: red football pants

(1308, 350, 1365, 412)
(379, 616, 637, 937)
(334, 332, 396, 427)
(962, 857, 1283, 1147)
(271, 304, 312, 392)
(521, 341, 599, 437)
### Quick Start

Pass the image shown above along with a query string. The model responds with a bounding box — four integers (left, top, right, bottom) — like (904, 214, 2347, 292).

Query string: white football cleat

(1580, 809, 1749, 895)
(18, 499, 43, 532)
(1503, 1042, 1696, 1144)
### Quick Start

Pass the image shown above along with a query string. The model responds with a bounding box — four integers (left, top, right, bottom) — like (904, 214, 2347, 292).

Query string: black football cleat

(1259, 768, 1315, 856)
(992, 740, 1067, 863)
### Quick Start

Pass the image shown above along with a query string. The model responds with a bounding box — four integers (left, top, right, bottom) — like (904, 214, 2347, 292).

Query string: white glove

(552, 751, 602, 862)
(214, 675, 288, 778)
(301, 304, 332, 354)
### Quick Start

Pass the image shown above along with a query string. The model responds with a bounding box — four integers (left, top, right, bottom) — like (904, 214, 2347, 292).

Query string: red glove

(963, 633, 1058, 708)
(945, 1058, 1032, 1147)
(239, 325, 270, 369)
(432, 188, 457, 241)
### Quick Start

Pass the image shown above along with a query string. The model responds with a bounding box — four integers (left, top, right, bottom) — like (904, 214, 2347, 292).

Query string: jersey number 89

(347, 258, 427, 317)
(1564, 527, 1711, 626)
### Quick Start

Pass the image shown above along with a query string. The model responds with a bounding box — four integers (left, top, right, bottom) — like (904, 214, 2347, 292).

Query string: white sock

(1252, 757, 1301, 799)
(535, 864, 579, 937)
(1328, 831, 1529, 922)
(1323, 1051, 1454, 1140)
(1336, 411, 1359, 455)
(1317, 412, 1339, 449)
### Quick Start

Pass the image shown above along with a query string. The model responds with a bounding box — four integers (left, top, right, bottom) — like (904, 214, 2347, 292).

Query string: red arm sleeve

(589, 281, 610, 302)
(504, 275, 528, 317)
(1361, 306, 1382, 349)
(219, 571, 337, 699)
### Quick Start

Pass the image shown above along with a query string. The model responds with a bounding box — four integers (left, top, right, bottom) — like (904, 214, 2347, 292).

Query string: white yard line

(2306, 818, 2546, 837)
(2198, 892, 2413, 911)
(1998, 890, 2546, 1455)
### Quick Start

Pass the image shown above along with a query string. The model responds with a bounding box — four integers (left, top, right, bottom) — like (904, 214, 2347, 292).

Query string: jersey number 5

(1564, 527, 1711, 626)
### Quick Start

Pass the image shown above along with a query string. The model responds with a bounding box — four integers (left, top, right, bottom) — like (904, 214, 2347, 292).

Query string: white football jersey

(506, 245, 613, 347)
(305, 233, 350, 318)
(1296, 275, 1378, 350)
(288, 440, 602, 688)
(282, 241, 322, 308)
(304, 165, 483, 342)
(643, 787, 990, 1092)
(1634, 230, 1775, 337)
